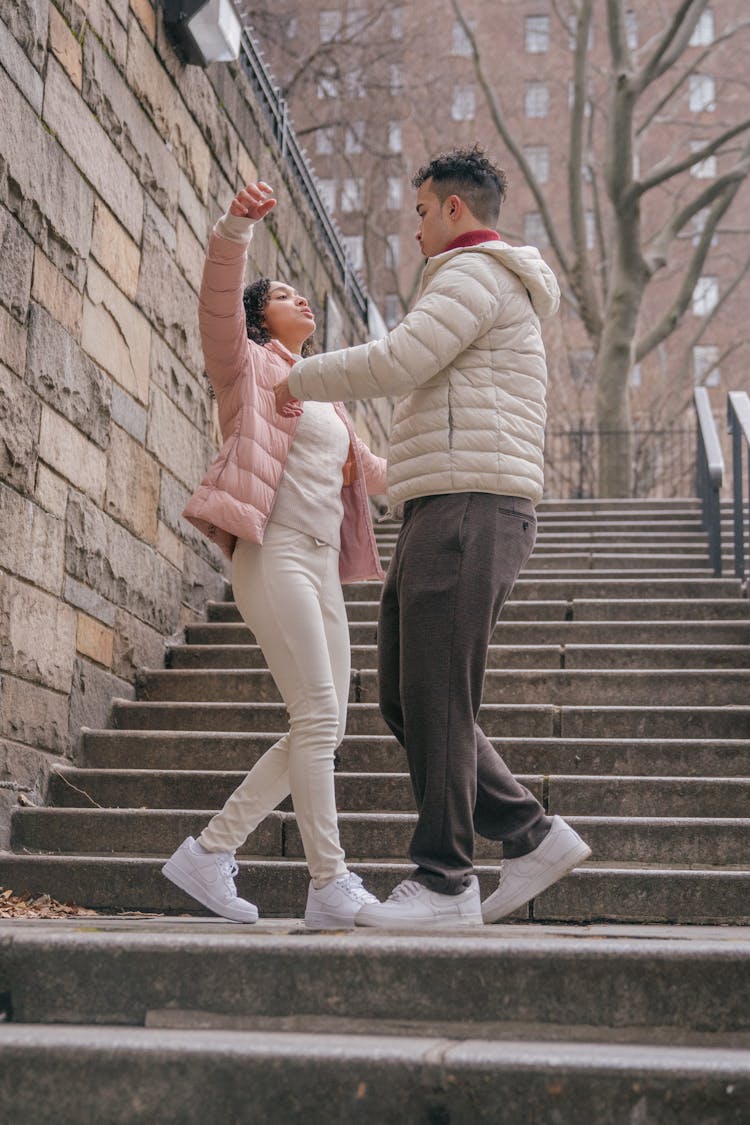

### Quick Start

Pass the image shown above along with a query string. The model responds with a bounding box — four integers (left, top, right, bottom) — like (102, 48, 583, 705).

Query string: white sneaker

(355, 876, 482, 929)
(482, 815, 591, 923)
(161, 836, 258, 923)
(304, 871, 378, 930)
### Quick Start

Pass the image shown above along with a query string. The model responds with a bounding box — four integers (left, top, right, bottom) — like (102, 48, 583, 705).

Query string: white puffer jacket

(287, 240, 560, 507)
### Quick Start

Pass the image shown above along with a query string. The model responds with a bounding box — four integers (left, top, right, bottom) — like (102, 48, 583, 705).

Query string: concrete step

(14, 805, 750, 866)
(167, 642, 750, 671)
(2, 852, 748, 922)
(79, 731, 750, 778)
(133, 667, 750, 707)
(4, 923, 750, 1035)
(44, 767, 750, 820)
(184, 619, 750, 649)
(110, 699, 750, 739)
(1, 1022, 748, 1125)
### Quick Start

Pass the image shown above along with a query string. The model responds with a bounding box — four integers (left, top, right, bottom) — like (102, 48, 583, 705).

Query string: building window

(316, 127, 335, 155)
(390, 64, 403, 96)
(525, 81, 549, 118)
(689, 74, 716, 113)
(451, 18, 476, 56)
(286, 17, 297, 38)
(388, 122, 402, 153)
(694, 345, 720, 386)
(345, 122, 365, 155)
(386, 176, 402, 210)
(341, 178, 364, 212)
(318, 179, 337, 211)
(452, 84, 476, 121)
(343, 235, 364, 271)
(568, 15, 593, 50)
(625, 10, 638, 49)
(524, 212, 549, 247)
(525, 15, 549, 52)
(692, 207, 718, 247)
(690, 141, 716, 178)
(319, 11, 341, 42)
(317, 74, 338, 99)
(585, 210, 595, 250)
(345, 70, 366, 99)
(384, 294, 401, 328)
(524, 145, 550, 184)
(568, 79, 592, 115)
(386, 234, 400, 269)
(391, 7, 404, 39)
(690, 10, 714, 46)
(630, 363, 642, 388)
(692, 276, 718, 316)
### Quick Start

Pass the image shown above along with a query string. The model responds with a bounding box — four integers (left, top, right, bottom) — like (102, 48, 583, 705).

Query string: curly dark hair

(242, 277, 315, 357)
(411, 144, 508, 226)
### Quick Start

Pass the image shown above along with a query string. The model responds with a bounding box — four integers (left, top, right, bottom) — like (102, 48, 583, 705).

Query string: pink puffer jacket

(183, 225, 386, 583)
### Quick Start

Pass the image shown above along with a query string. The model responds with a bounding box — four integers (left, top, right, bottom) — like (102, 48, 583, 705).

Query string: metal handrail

(694, 387, 724, 575)
(727, 390, 750, 580)
(236, 25, 369, 324)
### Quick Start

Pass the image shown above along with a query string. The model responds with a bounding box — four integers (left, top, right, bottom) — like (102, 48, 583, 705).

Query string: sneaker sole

(481, 838, 592, 924)
(161, 858, 258, 924)
(355, 911, 484, 929)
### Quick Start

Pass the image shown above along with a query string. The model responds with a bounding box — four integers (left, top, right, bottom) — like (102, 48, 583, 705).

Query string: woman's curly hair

(242, 277, 315, 357)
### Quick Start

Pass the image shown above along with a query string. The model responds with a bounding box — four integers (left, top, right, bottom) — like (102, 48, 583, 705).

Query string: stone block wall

(0, 0, 387, 842)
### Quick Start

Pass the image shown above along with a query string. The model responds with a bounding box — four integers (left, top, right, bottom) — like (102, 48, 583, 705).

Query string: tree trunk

(595, 271, 645, 498)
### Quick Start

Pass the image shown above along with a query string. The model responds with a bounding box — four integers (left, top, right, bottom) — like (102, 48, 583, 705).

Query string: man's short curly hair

(411, 145, 508, 226)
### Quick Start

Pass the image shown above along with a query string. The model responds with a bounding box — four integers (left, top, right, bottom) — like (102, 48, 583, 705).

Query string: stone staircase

(1, 498, 749, 1122)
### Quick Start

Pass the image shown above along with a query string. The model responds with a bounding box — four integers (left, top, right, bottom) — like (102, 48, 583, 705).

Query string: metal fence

(544, 423, 698, 499)
(236, 22, 369, 325)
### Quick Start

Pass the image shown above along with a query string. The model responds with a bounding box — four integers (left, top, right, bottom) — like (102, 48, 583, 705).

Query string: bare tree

(453, 0, 750, 496)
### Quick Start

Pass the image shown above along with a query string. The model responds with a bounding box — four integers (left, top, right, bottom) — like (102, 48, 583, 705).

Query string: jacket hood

(423, 240, 560, 320)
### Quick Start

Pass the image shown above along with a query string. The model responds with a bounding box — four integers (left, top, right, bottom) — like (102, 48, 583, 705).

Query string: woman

(162, 181, 387, 928)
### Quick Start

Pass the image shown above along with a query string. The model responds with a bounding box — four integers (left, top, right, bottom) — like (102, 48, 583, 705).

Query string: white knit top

(269, 399, 350, 549)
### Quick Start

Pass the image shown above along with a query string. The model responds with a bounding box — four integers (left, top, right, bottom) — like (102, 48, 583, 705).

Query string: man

(275, 145, 590, 928)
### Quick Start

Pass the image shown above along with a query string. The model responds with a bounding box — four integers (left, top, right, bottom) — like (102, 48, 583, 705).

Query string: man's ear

(446, 194, 463, 221)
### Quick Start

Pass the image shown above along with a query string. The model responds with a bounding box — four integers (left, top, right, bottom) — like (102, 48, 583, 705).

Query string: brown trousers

(378, 492, 553, 895)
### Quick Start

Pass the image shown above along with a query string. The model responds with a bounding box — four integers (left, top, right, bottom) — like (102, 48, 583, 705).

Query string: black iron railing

(694, 387, 724, 575)
(544, 422, 697, 500)
(727, 390, 750, 580)
(236, 25, 369, 324)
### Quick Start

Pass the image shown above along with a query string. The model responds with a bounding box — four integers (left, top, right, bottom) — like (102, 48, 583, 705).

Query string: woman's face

(263, 282, 316, 349)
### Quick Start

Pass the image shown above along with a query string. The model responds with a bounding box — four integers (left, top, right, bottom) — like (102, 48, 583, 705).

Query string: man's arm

(286, 257, 499, 404)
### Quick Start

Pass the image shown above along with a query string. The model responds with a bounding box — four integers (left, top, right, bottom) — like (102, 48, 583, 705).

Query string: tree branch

(634, 0, 710, 93)
(634, 118, 750, 197)
(683, 255, 750, 356)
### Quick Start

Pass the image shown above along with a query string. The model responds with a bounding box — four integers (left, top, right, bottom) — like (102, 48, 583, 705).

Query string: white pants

(198, 523, 350, 887)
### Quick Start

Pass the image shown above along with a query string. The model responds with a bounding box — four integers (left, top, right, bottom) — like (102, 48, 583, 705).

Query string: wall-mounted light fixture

(161, 0, 242, 67)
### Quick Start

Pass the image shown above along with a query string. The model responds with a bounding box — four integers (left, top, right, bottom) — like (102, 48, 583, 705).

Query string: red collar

(441, 229, 501, 253)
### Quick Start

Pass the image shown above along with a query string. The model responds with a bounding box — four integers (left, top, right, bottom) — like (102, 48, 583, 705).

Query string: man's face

(415, 178, 453, 259)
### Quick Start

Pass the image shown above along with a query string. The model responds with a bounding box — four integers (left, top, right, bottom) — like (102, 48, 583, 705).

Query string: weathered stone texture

(65, 491, 182, 634)
(83, 33, 179, 222)
(181, 547, 228, 614)
(105, 425, 160, 543)
(90, 200, 141, 302)
(48, 3, 82, 90)
(127, 19, 211, 201)
(178, 170, 209, 246)
(0, 483, 65, 596)
(136, 217, 202, 372)
(156, 521, 184, 571)
(0, 68, 93, 278)
(68, 658, 133, 747)
(82, 0, 128, 70)
(34, 464, 69, 518)
(112, 608, 164, 682)
(26, 305, 111, 447)
(39, 406, 107, 506)
(0, 575, 77, 693)
(147, 387, 213, 491)
(175, 64, 239, 185)
(0, 205, 34, 322)
(150, 334, 212, 435)
(176, 214, 204, 294)
(31, 248, 84, 339)
(0, 305, 27, 377)
(111, 385, 147, 444)
(43, 58, 144, 243)
(82, 261, 151, 404)
(0, 0, 49, 73)
(75, 613, 114, 669)
(0, 364, 40, 494)
(0, 674, 68, 756)
(131, 0, 156, 42)
(63, 577, 116, 629)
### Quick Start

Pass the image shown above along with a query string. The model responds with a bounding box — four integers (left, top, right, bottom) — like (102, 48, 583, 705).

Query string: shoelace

(217, 854, 240, 897)
(387, 879, 424, 902)
(336, 873, 377, 905)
